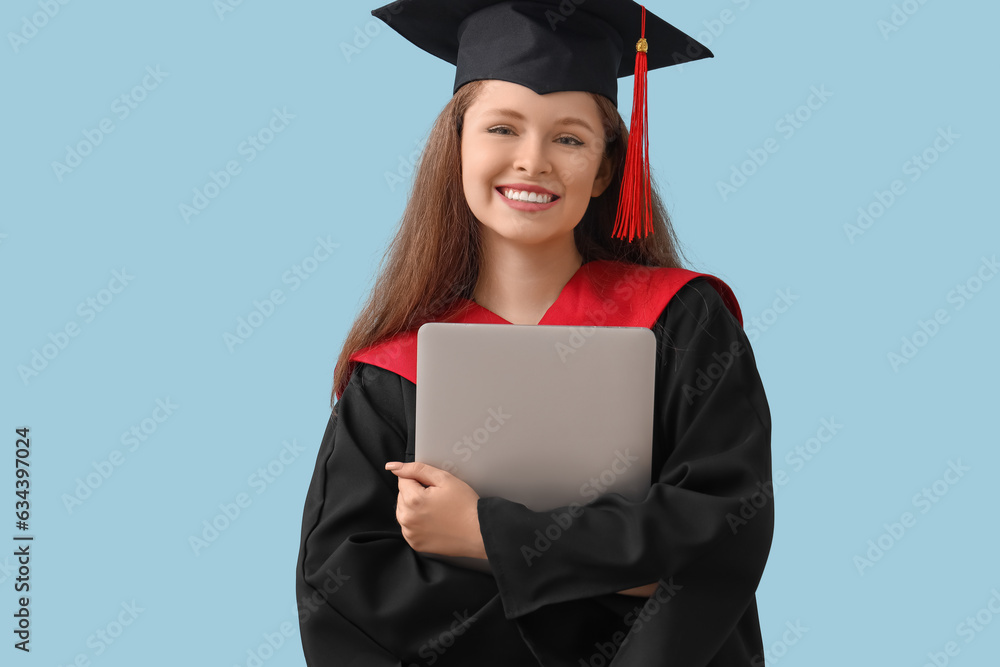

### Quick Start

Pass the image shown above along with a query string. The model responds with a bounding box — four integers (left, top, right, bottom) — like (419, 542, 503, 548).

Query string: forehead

(466, 80, 602, 123)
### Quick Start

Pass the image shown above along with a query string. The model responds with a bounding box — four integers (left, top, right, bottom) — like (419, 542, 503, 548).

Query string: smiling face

(460, 80, 614, 251)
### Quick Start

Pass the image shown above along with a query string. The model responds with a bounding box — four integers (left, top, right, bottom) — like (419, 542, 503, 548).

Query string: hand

(385, 461, 487, 560)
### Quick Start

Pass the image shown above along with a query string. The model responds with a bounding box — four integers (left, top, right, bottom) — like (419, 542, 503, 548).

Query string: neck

(473, 232, 584, 325)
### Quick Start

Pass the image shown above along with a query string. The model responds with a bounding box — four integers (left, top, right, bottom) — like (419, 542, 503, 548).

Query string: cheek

(564, 160, 600, 200)
(459, 147, 476, 196)
(461, 148, 498, 199)
(459, 142, 476, 175)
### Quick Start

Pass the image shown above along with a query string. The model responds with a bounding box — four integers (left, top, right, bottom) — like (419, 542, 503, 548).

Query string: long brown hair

(330, 79, 688, 409)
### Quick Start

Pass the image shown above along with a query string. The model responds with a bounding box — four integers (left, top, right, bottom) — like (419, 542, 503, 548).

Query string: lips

(495, 186, 561, 205)
(497, 183, 559, 197)
(495, 186, 561, 211)
(497, 182, 560, 200)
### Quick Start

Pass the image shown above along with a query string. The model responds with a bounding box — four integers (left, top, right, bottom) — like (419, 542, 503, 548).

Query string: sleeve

(294, 362, 539, 666)
(476, 277, 774, 622)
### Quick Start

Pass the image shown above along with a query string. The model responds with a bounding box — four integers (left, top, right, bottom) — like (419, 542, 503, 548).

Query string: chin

(480, 223, 571, 247)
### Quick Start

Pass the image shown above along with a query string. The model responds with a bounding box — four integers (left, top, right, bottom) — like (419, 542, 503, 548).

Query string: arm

(295, 362, 530, 665)
(477, 278, 773, 619)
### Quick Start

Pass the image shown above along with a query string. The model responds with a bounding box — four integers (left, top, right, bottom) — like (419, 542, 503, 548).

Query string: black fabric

(370, 0, 714, 105)
(295, 277, 773, 666)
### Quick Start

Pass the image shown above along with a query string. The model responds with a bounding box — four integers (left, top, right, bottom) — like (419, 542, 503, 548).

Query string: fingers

(395, 476, 427, 509)
(385, 461, 448, 486)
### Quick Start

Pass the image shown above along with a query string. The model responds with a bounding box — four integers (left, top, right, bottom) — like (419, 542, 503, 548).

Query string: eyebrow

(480, 108, 596, 134)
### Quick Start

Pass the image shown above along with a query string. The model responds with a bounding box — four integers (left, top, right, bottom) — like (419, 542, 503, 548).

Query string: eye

(486, 126, 585, 147)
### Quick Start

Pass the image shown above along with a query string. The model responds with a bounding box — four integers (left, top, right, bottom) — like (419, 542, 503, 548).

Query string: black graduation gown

(295, 276, 773, 666)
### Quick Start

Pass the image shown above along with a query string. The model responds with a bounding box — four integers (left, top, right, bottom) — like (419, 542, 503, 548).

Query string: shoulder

(582, 261, 741, 328)
(662, 276, 741, 329)
(651, 276, 746, 357)
(336, 361, 410, 428)
(343, 360, 407, 396)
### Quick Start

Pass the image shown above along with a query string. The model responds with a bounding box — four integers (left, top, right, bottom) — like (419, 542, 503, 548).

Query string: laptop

(414, 322, 656, 573)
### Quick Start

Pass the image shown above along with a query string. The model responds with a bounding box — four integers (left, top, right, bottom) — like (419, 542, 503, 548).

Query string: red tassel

(612, 5, 652, 243)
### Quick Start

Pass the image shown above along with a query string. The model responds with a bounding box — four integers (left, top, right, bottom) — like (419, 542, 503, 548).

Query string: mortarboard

(370, 0, 713, 242)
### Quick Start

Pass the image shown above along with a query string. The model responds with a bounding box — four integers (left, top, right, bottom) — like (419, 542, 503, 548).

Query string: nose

(512, 135, 552, 175)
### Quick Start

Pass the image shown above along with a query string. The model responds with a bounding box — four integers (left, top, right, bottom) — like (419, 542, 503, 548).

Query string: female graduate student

(295, 1, 773, 665)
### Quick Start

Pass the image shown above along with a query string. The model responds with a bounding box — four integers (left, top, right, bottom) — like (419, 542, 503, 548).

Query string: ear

(590, 153, 614, 198)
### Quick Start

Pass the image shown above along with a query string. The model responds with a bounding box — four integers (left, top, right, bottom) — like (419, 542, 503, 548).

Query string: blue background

(3, 0, 998, 665)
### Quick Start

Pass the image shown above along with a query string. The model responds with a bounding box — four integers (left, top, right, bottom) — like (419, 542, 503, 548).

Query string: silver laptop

(414, 322, 656, 573)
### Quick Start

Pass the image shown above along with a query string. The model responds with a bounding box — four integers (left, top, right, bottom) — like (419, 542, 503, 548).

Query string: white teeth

(502, 188, 554, 204)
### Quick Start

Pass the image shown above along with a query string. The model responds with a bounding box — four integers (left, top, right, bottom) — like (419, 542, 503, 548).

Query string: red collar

(338, 260, 741, 400)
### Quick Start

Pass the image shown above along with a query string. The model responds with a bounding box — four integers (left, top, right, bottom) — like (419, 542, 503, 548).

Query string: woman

(296, 1, 773, 665)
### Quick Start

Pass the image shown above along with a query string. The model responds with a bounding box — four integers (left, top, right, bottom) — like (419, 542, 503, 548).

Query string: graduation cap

(370, 0, 713, 242)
